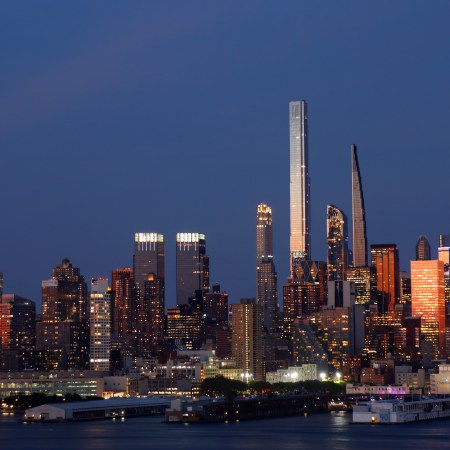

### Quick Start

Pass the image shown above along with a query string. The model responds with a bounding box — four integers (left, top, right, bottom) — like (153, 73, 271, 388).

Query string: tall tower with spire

(351, 144, 368, 267)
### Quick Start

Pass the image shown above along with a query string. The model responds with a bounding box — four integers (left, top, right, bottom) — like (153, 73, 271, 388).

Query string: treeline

(200, 376, 345, 399)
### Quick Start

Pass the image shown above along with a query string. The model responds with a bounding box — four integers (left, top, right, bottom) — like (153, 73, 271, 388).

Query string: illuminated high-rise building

(111, 268, 135, 343)
(256, 203, 278, 333)
(345, 266, 375, 305)
(437, 246, 450, 305)
(0, 294, 36, 371)
(134, 233, 164, 355)
(327, 204, 348, 281)
(89, 278, 111, 372)
(176, 233, 209, 306)
(351, 144, 368, 267)
(283, 279, 321, 338)
(290, 100, 311, 274)
(371, 244, 400, 313)
(204, 283, 229, 326)
(416, 235, 431, 260)
(231, 298, 264, 381)
(411, 260, 446, 359)
(37, 258, 89, 370)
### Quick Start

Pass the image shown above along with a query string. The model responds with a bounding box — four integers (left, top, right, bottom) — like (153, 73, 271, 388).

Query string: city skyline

(1, 2, 449, 307)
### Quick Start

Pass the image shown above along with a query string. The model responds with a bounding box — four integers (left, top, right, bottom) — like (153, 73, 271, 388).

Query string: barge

(353, 397, 450, 424)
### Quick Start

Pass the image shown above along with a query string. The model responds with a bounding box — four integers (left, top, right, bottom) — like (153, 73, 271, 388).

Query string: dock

(24, 397, 171, 422)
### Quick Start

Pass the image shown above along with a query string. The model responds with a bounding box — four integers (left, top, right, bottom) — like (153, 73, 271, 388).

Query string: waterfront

(0, 412, 448, 450)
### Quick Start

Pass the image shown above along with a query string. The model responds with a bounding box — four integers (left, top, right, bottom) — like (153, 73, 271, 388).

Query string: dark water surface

(0, 412, 448, 450)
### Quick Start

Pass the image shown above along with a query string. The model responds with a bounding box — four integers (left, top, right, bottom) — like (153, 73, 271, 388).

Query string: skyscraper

(440, 234, 450, 247)
(411, 260, 446, 359)
(134, 233, 164, 355)
(416, 235, 431, 260)
(89, 278, 111, 372)
(111, 268, 134, 342)
(0, 294, 35, 371)
(327, 204, 349, 281)
(351, 144, 368, 267)
(290, 100, 311, 274)
(176, 233, 209, 306)
(230, 298, 264, 381)
(370, 245, 400, 313)
(38, 258, 89, 370)
(256, 203, 278, 333)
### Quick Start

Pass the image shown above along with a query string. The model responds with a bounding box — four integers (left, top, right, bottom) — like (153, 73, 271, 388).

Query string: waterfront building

(415, 235, 431, 260)
(0, 294, 36, 371)
(0, 371, 104, 398)
(230, 298, 264, 381)
(134, 233, 165, 356)
(176, 233, 209, 306)
(371, 244, 400, 313)
(256, 203, 278, 333)
(89, 278, 111, 372)
(289, 100, 311, 274)
(351, 144, 368, 267)
(430, 364, 450, 395)
(326, 204, 348, 281)
(37, 259, 89, 370)
(411, 260, 446, 359)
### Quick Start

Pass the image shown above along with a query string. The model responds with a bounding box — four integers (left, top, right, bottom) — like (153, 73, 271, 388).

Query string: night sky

(1, 1, 450, 308)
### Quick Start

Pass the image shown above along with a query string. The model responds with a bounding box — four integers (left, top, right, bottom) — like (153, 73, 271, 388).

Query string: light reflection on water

(0, 412, 449, 450)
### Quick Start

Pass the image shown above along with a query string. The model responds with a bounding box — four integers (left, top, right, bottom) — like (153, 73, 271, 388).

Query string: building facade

(89, 278, 111, 372)
(256, 203, 278, 333)
(230, 298, 264, 381)
(134, 233, 165, 356)
(176, 233, 209, 306)
(416, 235, 431, 261)
(351, 144, 368, 268)
(371, 244, 400, 313)
(411, 260, 446, 359)
(38, 259, 89, 370)
(290, 100, 311, 274)
(327, 204, 348, 281)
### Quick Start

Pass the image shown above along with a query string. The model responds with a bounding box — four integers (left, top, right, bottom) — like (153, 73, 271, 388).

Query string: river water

(0, 411, 448, 450)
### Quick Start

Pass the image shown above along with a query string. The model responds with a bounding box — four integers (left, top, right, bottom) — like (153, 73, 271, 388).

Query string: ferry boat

(352, 397, 450, 424)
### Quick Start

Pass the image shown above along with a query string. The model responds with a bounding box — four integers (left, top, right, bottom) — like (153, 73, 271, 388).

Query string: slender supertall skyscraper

(351, 144, 368, 267)
(327, 204, 349, 281)
(290, 100, 311, 275)
(256, 203, 278, 333)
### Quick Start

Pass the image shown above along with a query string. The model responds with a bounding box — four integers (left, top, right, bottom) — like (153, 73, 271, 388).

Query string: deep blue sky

(1, 1, 450, 309)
